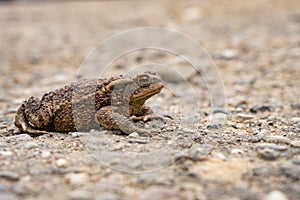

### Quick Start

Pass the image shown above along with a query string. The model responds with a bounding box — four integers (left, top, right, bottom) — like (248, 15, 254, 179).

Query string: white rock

(236, 113, 255, 120)
(291, 117, 300, 122)
(181, 7, 202, 21)
(70, 132, 87, 138)
(0, 151, 13, 157)
(6, 134, 32, 142)
(264, 190, 288, 200)
(220, 49, 238, 60)
(291, 140, 300, 148)
(56, 158, 68, 168)
(24, 142, 39, 149)
(68, 190, 92, 200)
(128, 132, 139, 138)
(231, 149, 244, 154)
(267, 136, 291, 144)
(41, 151, 51, 158)
(64, 173, 89, 186)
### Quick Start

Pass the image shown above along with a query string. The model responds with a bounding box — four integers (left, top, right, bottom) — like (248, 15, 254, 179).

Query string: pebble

(128, 132, 139, 138)
(257, 148, 278, 160)
(181, 7, 202, 21)
(250, 105, 271, 113)
(291, 103, 300, 109)
(0, 184, 6, 191)
(0, 193, 19, 200)
(181, 127, 196, 133)
(13, 129, 21, 134)
(267, 136, 291, 144)
(137, 186, 179, 200)
(255, 143, 288, 151)
(128, 139, 148, 144)
(231, 148, 244, 154)
(264, 190, 288, 200)
(292, 157, 300, 165)
(220, 49, 238, 60)
(186, 145, 204, 161)
(64, 173, 89, 186)
(216, 152, 227, 161)
(0, 150, 13, 157)
(185, 145, 211, 161)
(5, 134, 32, 143)
(291, 117, 300, 122)
(0, 170, 20, 181)
(52, 73, 67, 83)
(280, 164, 300, 181)
(56, 158, 68, 168)
(290, 140, 300, 148)
(24, 142, 39, 149)
(41, 151, 51, 158)
(236, 113, 254, 120)
(70, 132, 86, 138)
(68, 190, 92, 200)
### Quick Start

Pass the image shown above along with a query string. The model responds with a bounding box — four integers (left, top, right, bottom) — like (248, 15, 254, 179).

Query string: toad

(14, 71, 164, 135)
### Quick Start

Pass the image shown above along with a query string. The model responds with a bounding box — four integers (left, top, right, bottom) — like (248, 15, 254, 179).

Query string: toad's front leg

(130, 105, 169, 122)
(95, 106, 153, 135)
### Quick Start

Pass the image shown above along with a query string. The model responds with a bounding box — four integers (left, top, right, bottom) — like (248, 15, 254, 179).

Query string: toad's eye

(137, 74, 151, 87)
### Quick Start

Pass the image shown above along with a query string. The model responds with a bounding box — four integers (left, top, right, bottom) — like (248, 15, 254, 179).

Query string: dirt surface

(0, 0, 300, 200)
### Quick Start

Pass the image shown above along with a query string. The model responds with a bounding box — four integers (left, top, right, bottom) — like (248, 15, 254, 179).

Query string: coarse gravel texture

(0, 0, 300, 200)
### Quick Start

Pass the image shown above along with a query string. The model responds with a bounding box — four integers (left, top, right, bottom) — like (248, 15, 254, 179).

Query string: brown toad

(14, 71, 164, 135)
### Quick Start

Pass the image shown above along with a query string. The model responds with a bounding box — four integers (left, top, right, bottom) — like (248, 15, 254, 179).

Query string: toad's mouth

(131, 83, 164, 102)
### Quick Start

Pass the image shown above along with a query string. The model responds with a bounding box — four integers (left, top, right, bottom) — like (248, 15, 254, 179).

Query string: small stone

(291, 103, 300, 109)
(267, 136, 291, 144)
(64, 173, 89, 186)
(24, 142, 38, 149)
(41, 151, 51, 158)
(70, 132, 86, 138)
(264, 190, 288, 200)
(255, 143, 288, 151)
(128, 132, 139, 138)
(236, 113, 254, 120)
(231, 148, 244, 154)
(13, 129, 21, 134)
(52, 73, 67, 83)
(182, 127, 196, 133)
(68, 190, 92, 200)
(292, 157, 300, 165)
(280, 164, 300, 180)
(185, 145, 211, 161)
(216, 153, 227, 161)
(0, 151, 13, 157)
(56, 158, 68, 168)
(0, 193, 19, 200)
(128, 139, 148, 144)
(181, 7, 202, 21)
(0, 170, 20, 181)
(137, 186, 180, 200)
(0, 184, 7, 191)
(290, 140, 300, 148)
(291, 117, 300, 122)
(257, 148, 278, 160)
(5, 134, 32, 143)
(220, 49, 238, 60)
(250, 105, 271, 113)
(186, 145, 204, 161)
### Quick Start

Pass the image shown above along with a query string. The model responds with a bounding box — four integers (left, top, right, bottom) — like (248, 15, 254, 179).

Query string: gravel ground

(0, 0, 300, 200)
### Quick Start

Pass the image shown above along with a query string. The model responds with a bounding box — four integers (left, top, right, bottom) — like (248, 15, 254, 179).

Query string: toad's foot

(130, 114, 172, 122)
